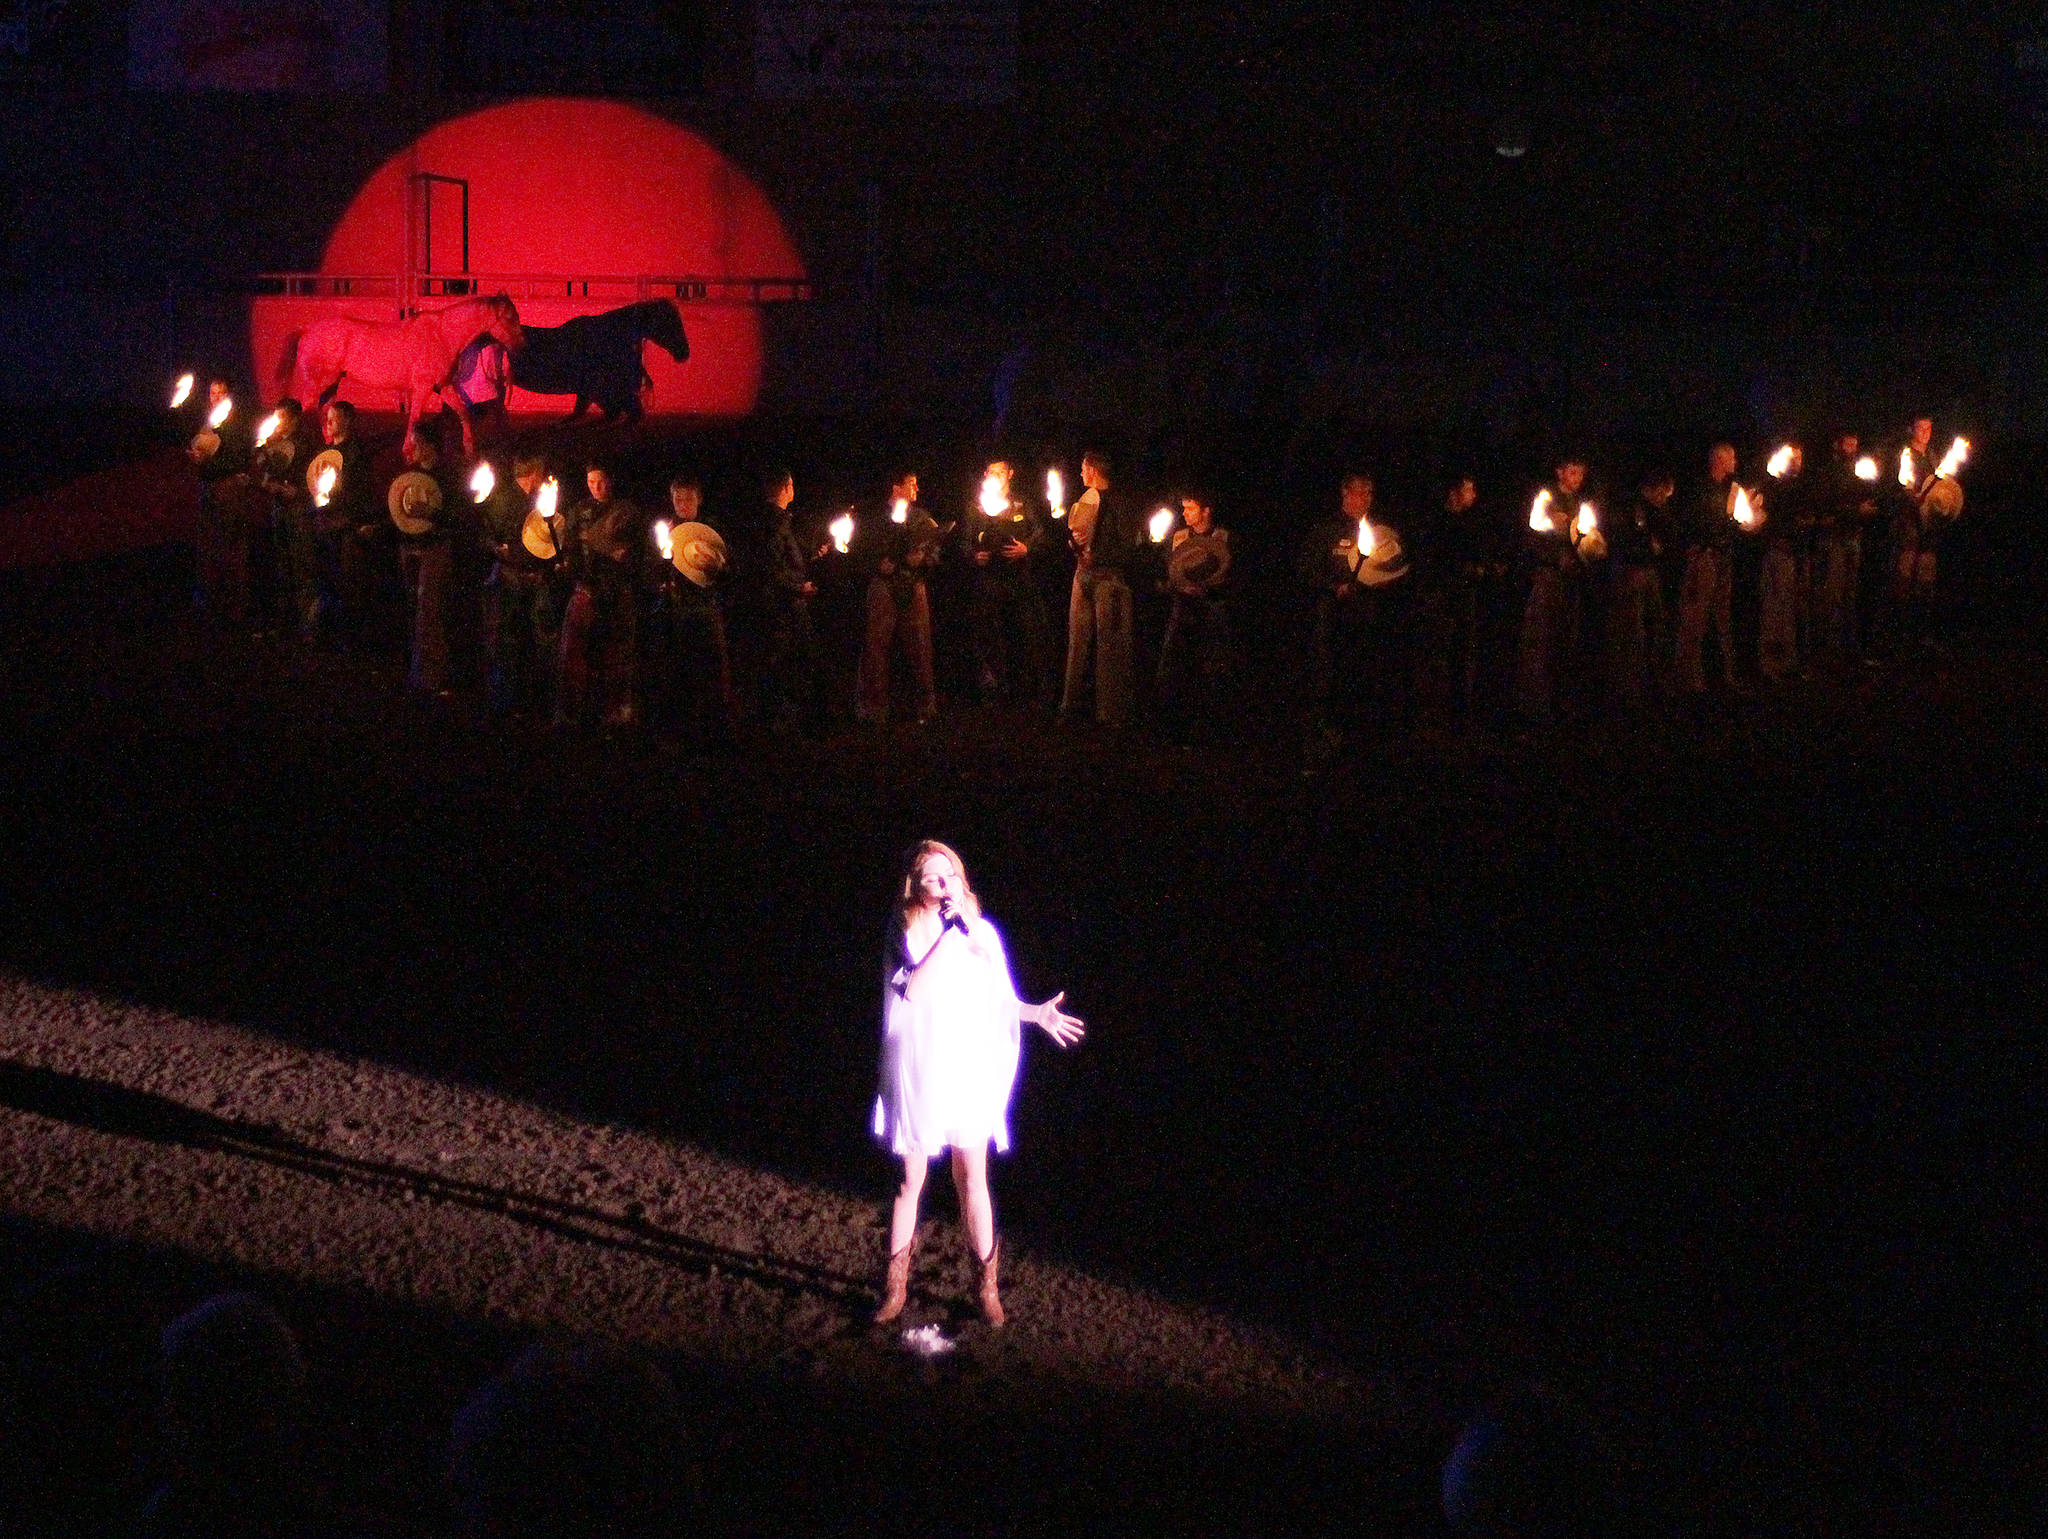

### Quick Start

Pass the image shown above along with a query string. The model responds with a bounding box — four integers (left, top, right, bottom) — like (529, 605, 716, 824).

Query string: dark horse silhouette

(511, 298, 690, 423)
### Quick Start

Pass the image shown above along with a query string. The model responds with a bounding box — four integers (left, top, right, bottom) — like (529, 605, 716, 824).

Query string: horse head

(645, 298, 690, 364)
(488, 293, 525, 352)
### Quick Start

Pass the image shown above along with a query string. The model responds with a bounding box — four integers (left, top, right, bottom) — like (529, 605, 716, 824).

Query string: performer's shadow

(0, 1058, 870, 1308)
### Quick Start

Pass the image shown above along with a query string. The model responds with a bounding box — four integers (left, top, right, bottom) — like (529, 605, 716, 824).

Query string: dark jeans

(399, 538, 452, 694)
(646, 591, 739, 747)
(558, 580, 639, 728)
(1155, 593, 1233, 734)
(972, 573, 1055, 705)
(485, 564, 561, 717)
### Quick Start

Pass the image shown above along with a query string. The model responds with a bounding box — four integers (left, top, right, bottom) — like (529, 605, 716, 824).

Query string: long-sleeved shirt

(858, 501, 943, 592)
(1821, 452, 1880, 532)
(316, 435, 375, 536)
(961, 498, 1048, 589)
(1680, 475, 1739, 554)
(1070, 489, 1144, 580)
(562, 496, 645, 594)
(1523, 479, 1601, 572)
(1609, 494, 1673, 569)
(729, 501, 812, 612)
(1166, 525, 1232, 596)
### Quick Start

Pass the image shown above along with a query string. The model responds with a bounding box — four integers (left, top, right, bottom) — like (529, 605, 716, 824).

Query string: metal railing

(251, 272, 813, 305)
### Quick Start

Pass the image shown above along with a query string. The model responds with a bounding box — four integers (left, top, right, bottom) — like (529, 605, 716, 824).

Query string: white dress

(871, 912, 1023, 1156)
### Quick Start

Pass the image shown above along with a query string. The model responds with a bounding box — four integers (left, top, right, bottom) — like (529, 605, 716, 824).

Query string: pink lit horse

(276, 294, 524, 459)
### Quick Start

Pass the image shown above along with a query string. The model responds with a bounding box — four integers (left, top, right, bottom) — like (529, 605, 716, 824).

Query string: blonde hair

(897, 839, 980, 929)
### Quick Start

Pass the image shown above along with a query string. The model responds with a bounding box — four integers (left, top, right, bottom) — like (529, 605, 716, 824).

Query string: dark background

(3, 5, 2046, 1534)
(4, 4, 2048, 433)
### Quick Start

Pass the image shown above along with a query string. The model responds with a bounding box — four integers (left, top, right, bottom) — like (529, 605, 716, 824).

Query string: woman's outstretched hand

(1029, 991, 1085, 1047)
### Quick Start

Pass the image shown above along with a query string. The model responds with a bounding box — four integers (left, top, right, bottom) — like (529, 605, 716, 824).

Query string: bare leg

(888, 1151, 928, 1255)
(950, 1143, 995, 1260)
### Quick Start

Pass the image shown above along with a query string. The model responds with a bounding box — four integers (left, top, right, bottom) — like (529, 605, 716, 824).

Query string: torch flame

(1529, 488, 1556, 534)
(979, 473, 1008, 518)
(654, 519, 673, 560)
(206, 396, 233, 431)
(1732, 485, 1759, 528)
(1046, 469, 1065, 517)
(1937, 436, 1969, 479)
(1768, 444, 1795, 478)
(171, 374, 194, 409)
(1575, 502, 1598, 538)
(829, 511, 855, 554)
(254, 411, 280, 448)
(469, 462, 495, 502)
(535, 478, 559, 519)
(313, 465, 337, 508)
(1149, 507, 1175, 544)
(1855, 455, 1879, 482)
(891, 497, 909, 524)
(1898, 447, 1916, 488)
(1357, 516, 1376, 559)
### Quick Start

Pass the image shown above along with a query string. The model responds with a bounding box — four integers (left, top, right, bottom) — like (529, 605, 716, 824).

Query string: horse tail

(276, 329, 303, 387)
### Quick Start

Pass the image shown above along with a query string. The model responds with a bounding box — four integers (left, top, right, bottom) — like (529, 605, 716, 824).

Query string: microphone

(941, 899, 969, 935)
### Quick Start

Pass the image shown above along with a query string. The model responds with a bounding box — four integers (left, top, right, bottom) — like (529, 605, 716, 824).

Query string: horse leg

(445, 390, 479, 461)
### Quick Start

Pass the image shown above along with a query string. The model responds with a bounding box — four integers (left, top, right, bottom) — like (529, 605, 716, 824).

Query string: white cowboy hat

(671, 520, 728, 588)
(386, 471, 444, 537)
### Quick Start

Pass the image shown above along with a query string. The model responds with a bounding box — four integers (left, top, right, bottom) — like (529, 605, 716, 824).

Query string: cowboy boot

(873, 1236, 914, 1325)
(975, 1239, 1004, 1328)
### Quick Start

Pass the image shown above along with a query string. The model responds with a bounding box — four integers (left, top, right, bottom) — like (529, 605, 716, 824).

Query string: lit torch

(535, 477, 559, 521)
(469, 462, 495, 503)
(891, 497, 909, 524)
(1732, 485, 1759, 529)
(206, 396, 233, 431)
(979, 472, 1008, 519)
(1149, 507, 1175, 544)
(1767, 444, 1796, 479)
(170, 374, 194, 409)
(1047, 469, 1066, 519)
(1936, 436, 1969, 479)
(653, 519, 674, 561)
(1854, 455, 1879, 482)
(313, 465, 337, 508)
(1574, 502, 1598, 539)
(254, 411, 281, 448)
(1529, 488, 1556, 534)
(1898, 447, 1917, 489)
(1351, 516, 1376, 574)
(829, 510, 855, 554)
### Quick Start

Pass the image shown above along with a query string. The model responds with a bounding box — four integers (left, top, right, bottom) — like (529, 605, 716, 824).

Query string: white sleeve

(974, 918, 1022, 1024)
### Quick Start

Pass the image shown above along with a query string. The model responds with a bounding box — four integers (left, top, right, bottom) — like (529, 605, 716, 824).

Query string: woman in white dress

(872, 840, 1083, 1326)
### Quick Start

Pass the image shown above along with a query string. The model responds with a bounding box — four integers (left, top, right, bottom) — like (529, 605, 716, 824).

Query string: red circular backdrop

(252, 98, 804, 416)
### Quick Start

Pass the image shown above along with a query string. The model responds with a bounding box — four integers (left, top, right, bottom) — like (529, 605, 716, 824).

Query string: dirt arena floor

(1, 439, 2043, 1533)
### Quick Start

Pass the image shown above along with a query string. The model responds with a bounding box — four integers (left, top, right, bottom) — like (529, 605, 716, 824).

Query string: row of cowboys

(177, 385, 1224, 740)
(1300, 418, 1967, 763)
(176, 379, 1966, 750)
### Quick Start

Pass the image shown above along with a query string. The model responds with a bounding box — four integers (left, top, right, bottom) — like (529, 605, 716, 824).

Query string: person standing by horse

(441, 335, 511, 453)
(871, 840, 1084, 1327)
(280, 293, 522, 462)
